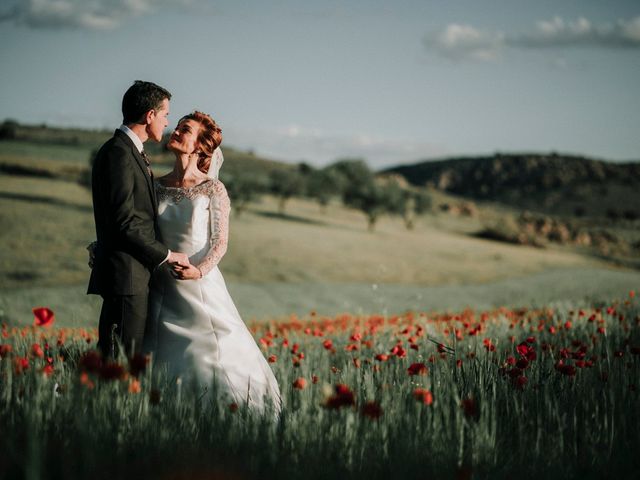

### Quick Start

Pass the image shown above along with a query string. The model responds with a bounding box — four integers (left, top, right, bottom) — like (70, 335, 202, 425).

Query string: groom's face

(147, 98, 170, 142)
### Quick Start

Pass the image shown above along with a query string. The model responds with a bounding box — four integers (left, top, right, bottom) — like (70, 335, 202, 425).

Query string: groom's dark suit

(88, 129, 168, 357)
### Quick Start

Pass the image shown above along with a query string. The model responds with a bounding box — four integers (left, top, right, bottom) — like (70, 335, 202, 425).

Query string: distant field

(0, 172, 614, 290)
(0, 140, 93, 164)
(1, 137, 639, 324)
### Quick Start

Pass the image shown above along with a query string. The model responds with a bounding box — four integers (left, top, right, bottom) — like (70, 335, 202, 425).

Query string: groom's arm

(103, 146, 169, 269)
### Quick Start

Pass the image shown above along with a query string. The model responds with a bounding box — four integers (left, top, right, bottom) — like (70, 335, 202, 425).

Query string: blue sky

(1, 0, 639, 167)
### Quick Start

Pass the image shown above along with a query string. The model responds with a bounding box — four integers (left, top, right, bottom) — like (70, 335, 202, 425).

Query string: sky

(1, 0, 639, 168)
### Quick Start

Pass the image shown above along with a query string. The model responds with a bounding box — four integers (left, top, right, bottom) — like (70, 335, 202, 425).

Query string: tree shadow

(0, 192, 92, 213)
(253, 210, 327, 226)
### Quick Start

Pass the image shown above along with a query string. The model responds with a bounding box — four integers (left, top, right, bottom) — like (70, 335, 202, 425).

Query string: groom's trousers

(97, 292, 147, 359)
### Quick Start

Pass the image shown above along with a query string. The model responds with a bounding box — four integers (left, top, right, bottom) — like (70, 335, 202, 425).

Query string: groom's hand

(167, 251, 190, 268)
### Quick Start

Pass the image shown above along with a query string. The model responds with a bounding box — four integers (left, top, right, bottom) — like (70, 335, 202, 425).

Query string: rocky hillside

(384, 153, 640, 218)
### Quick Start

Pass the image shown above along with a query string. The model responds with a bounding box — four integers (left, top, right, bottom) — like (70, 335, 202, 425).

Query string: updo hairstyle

(179, 111, 222, 174)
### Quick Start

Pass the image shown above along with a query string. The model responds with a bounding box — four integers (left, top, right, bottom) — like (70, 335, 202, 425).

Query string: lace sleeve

(196, 180, 231, 276)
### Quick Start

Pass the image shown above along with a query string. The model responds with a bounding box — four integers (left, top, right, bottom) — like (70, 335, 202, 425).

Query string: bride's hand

(171, 264, 203, 280)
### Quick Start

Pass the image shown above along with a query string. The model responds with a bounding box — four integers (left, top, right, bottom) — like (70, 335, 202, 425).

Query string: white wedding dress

(148, 172, 281, 414)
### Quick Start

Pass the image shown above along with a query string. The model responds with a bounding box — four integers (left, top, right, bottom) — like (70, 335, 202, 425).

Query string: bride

(146, 111, 281, 413)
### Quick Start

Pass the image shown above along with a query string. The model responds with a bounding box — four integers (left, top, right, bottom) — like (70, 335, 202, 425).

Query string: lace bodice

(155, 179, 230, 277)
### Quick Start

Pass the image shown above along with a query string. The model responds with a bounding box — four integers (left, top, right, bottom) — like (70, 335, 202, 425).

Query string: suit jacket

(87, 129, 168, 296)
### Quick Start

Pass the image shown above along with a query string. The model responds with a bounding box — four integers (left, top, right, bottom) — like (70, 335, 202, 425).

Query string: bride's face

(167, 119, 201, 156)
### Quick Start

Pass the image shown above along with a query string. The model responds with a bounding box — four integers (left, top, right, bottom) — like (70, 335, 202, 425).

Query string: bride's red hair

(179, 111, 222, 174)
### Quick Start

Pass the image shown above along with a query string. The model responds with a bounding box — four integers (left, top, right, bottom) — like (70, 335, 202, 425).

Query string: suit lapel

(114, 130, 158, 214)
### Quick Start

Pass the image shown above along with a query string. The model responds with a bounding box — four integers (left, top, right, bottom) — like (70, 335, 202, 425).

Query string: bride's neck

(172, 153, 204, 180)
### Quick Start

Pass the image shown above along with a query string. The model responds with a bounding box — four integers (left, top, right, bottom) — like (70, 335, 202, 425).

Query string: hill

(383, 153, 640, 219)
(0, 120, 292, 182)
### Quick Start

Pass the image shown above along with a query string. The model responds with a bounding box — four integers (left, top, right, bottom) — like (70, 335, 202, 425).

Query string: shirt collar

(118, 124, 144, 153)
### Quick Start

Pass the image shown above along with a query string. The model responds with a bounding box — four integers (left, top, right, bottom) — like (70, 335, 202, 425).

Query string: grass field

(2, 165, 640, 325)
(1, 137, 640, 479)
(0, 293, 638, 479)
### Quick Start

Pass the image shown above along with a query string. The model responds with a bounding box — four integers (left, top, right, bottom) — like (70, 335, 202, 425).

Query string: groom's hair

(122, 80, 172, 124)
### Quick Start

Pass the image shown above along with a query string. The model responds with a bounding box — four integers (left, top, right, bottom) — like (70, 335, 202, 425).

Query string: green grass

(1, 295, 639, 479)
(0, 172, 615, 290)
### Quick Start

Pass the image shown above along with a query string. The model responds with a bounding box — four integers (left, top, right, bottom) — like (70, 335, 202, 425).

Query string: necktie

(141, 150, 153, 178)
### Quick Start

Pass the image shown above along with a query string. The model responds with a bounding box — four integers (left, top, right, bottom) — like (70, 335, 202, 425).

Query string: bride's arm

(195, 181, 231, 277)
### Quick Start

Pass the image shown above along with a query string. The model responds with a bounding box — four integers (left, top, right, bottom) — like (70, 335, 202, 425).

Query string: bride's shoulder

(208, 179, 228, 197)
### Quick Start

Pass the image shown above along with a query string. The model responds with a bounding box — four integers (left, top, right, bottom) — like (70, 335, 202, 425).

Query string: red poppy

(390, 345, 407, 358)
(0, 344, 13, 358)
(375, 353, 389, 362)
(99, 362, 127, 381)
(79, 350, 102, 373)
(31, 343, 44, 358)
(407, 363, 428, 376)
(361, 401, 383, 419)
(461, 397, 478, 420)
(325, 384, 355, 409)
(268, 354, 277, 363)
(32, 307, 55, 327)
(508, 368, 523, 378)
(514, 375, 528, 390)
(41, 364, 54, 376)
(128, 354, 148, 377)
(14, 357, 29, 374)
(413, 388, 433, 405)
(293, 377, 307, 390)
(323, 339, 333, 350)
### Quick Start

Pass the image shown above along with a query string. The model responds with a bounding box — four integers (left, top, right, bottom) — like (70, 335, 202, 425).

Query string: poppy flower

(128, 353, 148, 377)
(361, 401, 383, 419)
(0, 344, 13, 358)
(79, 372, 95, 389)
(407, 363, 428, 376)
(79, 351, 103, 373)
(514, 376, 528, 390)
(293, 377, 307, 390)
(268, 354, 277, 363)
(32, 307, 54, 327)
(128, 378, 141, 394)
(323, 339, 333, 350)
(31, 344, 44, 358)
(413, 388, 433, 405)
(99, 362, 127, 381)
(461, 397, 479, 420)
(325, 384, 355, 409)
(375, 353, 389, 362)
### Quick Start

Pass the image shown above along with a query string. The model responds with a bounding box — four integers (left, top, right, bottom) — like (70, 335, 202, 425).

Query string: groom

(88, 80, 190, 358)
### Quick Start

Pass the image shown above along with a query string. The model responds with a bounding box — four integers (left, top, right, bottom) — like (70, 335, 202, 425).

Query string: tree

(221, 171, 269, 216)
(400, 189, 433, 230)
(343, 179, 398, 232)
(305, 168, 344, 213)
(0, 120, 19, 140)
(269, 168, 305, 214)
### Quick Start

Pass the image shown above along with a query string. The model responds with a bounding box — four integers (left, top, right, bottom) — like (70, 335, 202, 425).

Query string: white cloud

(423, 23, 505, 61)
(425, 16, 640, 61)
(514, 16, 640, 48)
(0, 0, 159, 30)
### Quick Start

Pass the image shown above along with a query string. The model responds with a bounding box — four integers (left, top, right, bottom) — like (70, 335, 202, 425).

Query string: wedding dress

(147, 163, 281, 413)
